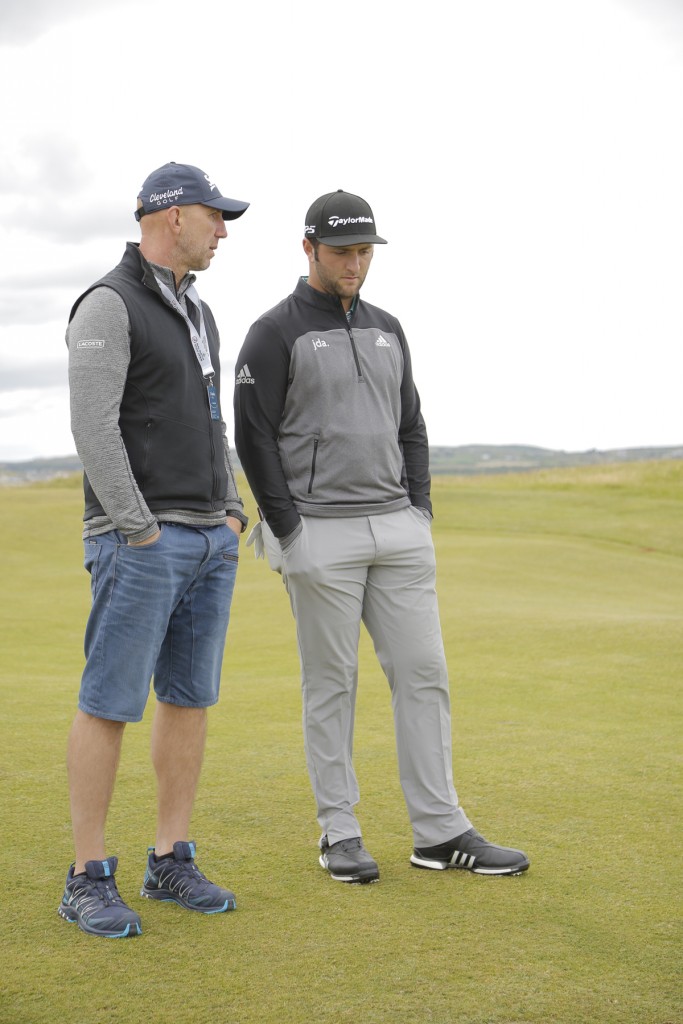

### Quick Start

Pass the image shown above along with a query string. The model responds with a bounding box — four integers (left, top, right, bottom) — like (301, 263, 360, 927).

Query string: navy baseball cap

(304, 189, 387, 246)
(135, 162, 249, 221)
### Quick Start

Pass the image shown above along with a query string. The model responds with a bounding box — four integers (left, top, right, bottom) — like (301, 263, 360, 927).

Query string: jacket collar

(294, 276, 355, 319)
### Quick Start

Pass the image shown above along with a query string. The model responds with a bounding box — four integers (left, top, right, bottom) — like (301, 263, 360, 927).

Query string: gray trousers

(262, 506, 471, 847)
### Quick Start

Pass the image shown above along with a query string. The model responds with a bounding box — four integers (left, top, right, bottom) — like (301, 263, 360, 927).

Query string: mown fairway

(1, 462, 680, 1024)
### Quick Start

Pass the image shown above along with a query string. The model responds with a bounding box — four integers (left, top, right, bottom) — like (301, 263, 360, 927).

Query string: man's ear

(167, 206, 183, 233)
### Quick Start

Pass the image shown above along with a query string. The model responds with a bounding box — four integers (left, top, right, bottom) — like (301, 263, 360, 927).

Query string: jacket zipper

(347, 327, 365, 382)
(307, 436, 319, 494)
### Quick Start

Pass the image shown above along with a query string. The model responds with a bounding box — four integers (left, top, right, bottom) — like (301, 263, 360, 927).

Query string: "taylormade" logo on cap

(328, 215, 373, 227)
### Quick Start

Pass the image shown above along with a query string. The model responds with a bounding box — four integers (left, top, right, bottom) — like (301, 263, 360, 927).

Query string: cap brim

(206, 197, 250, 220)
(316, 233, 387, 246)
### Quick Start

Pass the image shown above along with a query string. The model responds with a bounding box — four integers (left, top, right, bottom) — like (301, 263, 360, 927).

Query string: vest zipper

(141, 420, 152, 487)
(204, 373, 219, 506)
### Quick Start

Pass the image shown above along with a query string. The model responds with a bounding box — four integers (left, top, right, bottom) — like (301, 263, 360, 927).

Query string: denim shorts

(78, 523, 239, 722)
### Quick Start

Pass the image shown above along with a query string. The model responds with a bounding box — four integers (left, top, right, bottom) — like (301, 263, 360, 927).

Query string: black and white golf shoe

(319, 836, 380, 884)
(410, 827, 529, 875)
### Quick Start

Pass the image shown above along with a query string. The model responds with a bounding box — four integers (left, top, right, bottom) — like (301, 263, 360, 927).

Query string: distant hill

(428, 444, 683, 475)
(1, 444, 681, 485)
(0, 455, 84, 485)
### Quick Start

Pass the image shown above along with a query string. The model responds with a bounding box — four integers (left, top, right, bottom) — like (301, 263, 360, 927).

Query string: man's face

(176, 204, 228, 272)
(305, 240, 374, 307)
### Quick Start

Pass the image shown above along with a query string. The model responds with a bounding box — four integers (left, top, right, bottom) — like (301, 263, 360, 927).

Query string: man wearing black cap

(60, 163, 249, 937)
(234, 190, 529, 885)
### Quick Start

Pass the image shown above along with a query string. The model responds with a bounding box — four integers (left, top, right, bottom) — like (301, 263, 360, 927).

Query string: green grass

(1, 462, 681, 1024)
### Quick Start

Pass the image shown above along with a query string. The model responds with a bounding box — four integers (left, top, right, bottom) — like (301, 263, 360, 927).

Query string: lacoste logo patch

(375, 336, 390, 347)
(76, 340, 105, 349)
(236, 364, 255, 384)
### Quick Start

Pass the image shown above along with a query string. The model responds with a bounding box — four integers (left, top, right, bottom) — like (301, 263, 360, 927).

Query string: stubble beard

(315, 261, 365, 302)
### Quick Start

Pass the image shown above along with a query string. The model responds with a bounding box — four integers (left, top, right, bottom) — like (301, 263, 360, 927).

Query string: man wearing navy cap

(234, 190, 530, 885)
(60, 163, 249, 937)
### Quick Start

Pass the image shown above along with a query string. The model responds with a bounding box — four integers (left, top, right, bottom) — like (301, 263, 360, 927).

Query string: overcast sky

(0, 0, 681, 461)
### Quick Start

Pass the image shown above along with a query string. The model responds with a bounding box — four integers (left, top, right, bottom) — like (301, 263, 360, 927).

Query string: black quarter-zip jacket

(234, 277, 431, 539)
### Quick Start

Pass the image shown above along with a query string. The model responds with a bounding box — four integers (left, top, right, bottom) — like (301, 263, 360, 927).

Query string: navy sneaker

(141, 841, 236, 913)
(58, 856, 142, 938)
(319, 836, 380, 884)
(411, 827, 530, 875)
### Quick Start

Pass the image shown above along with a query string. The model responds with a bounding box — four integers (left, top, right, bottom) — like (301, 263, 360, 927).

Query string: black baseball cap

(304, 189, 387, 246)
(135, 162, 249, 221)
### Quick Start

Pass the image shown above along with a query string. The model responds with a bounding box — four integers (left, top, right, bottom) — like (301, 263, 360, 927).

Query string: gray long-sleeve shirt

(67, 262, 246, 542)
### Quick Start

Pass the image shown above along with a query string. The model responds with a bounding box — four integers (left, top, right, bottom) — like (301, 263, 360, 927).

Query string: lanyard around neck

(153, 275, 215, 378)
